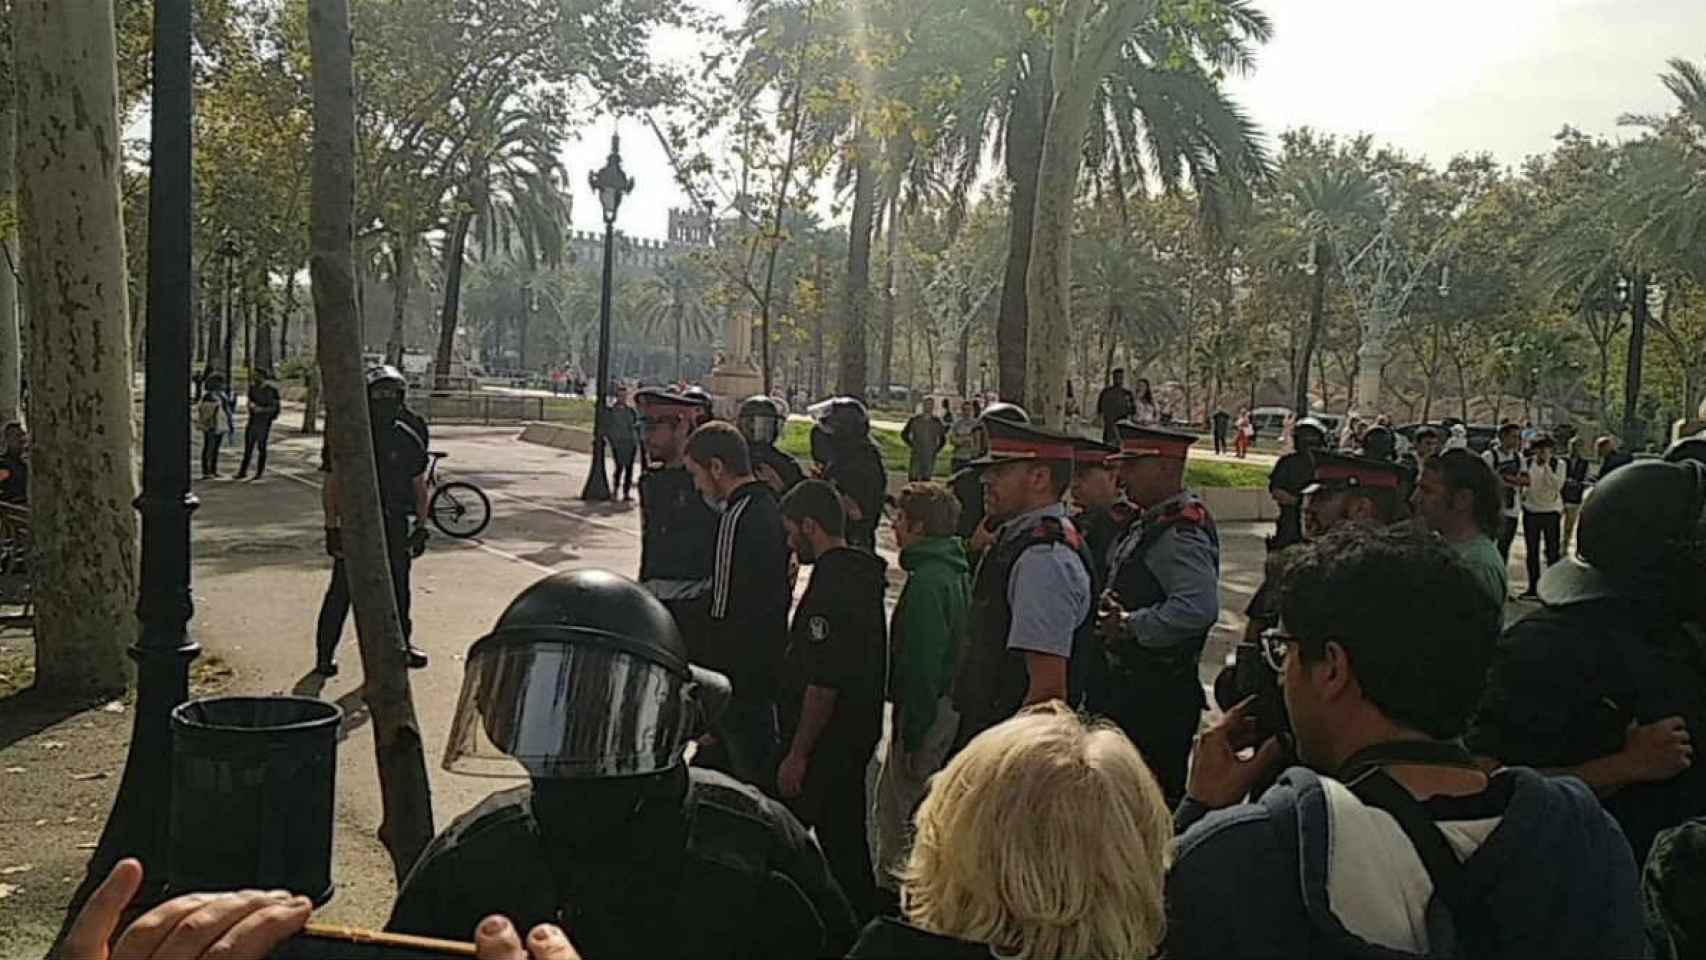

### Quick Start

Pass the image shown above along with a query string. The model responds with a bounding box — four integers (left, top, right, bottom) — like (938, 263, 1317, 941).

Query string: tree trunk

(879, 193, 900, 394)
(997, 65, 1045, 405)
(955, 286, 973, 398)
(1024, 55, 1095, 427)
(672, 297, 684, 382)
(433, 205, 473, 391)
(812, 251, 826, 397)
(307, 0, 434, 881)
(518, 285, 530, 371)
(16, 0, 140, 697)
(1623, 272, 1648, 447)
(0, 91, 20, 426)
(838, 128, 876, 398)
(1295, 255, 1328, 416)
(301, 362, 320, 434)
(387, 230, 414, 365)
(280, 268, 297, 361)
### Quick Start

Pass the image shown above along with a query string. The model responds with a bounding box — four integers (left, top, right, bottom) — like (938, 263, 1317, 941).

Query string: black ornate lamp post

(217, 232, 241, 383)
(580, 132, 634, 502)
(62, 0, 198, 919)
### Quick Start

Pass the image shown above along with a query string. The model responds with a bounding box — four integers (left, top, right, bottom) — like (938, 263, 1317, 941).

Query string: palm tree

(920, 0, 1274, 402)
(1070, 206, 1182, 384)
(432, 98, 573, 389)
(631, 255, 720, 381)
(1282, 160, 1381, 414)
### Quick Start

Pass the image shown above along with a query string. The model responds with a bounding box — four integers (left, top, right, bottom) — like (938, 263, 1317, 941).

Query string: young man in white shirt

(1517, 433, 1565, 599)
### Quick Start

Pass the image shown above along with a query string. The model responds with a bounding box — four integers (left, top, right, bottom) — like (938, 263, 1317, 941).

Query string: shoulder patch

(807, 615, 829, 643)
(1158, 499, 1210, 527)
(1030, 515, 1084, 550)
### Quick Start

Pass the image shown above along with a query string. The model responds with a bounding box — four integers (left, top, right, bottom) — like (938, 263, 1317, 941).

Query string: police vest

(954, 516, 1095, 742)
(1108, 496, 1218, 679)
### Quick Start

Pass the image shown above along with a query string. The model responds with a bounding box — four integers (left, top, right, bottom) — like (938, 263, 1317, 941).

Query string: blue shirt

(999, 502, 1092, 661)
(1108, 490, 1221, 648)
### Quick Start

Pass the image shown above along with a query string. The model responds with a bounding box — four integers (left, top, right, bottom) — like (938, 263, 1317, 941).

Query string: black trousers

(791, 751, 878, 924)
(239, 418, 275, 476)
(201, 430, 224, 476)
(315, 517, 412, 664)
(611, 444, 636, 497)
(1523, 509, 1561, 592)
(1496, 515, 1519, 562)
(1212, 425, 1228, 455)
(1098, 674, 1202, 806)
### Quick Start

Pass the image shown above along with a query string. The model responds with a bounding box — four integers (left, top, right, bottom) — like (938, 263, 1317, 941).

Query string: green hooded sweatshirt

(889, 535, 972, 752)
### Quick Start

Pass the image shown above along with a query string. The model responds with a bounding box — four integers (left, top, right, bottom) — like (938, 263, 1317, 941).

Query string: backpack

(197, 394, 223, 432)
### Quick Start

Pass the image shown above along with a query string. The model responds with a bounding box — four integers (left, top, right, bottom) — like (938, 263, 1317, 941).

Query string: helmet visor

(443, 633, 694, 780)
(739, 413, 781, 446)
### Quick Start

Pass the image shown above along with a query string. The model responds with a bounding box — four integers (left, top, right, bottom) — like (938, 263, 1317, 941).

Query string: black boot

(406, 645, 429, 669)
(314, 657, 339, 677)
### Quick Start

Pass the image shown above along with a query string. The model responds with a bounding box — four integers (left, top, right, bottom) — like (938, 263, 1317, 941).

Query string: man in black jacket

(811, 397, 887, 550)
(777, 479, 888, 921)
(685, 422, 793, 790)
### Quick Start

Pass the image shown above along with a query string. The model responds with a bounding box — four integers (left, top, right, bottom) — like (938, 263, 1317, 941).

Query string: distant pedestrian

(1131, 377, 1159, 426)
(1518, 434, 1564, 600)
(1235, 410, 1253, 459)
(603, 386, 640, 501)
(1597, 434, 1634, 477)
(901, 402, 946, 481)
(196, 373, 234, 479)
(236, 368, 281, 480)
(948, 400, 978, 472)
(1095, 369, 1137, 445)
(1483, 422, 1526, 563)
(1562, 435, 1591, 552)
(1210, 409, 1230, 455)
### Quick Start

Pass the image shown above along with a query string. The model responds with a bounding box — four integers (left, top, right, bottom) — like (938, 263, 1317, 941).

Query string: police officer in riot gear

(387, 569, 858, 957)
(1269, 416, 1327, 547)
(737, 394, 804, 495)
(314, 364, 431, 675)
(1094, 424, 1219, 804)
(1471, 458, 1706, 864)
(808, 397, 886, 550)
(950, 402, 1029, 541)
(635, 388, 720, 641)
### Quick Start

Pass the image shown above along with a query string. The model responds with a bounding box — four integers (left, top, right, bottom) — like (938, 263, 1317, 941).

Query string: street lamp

(217, 233, 241, 383)
(65, 0, 198, 917)
(580, 132, 634, 502)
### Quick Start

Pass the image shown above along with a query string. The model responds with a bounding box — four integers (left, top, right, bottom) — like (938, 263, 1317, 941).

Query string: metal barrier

(416, 393, 551, 425)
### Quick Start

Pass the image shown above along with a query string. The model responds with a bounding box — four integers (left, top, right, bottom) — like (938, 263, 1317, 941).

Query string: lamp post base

(579, 438, 612, 501)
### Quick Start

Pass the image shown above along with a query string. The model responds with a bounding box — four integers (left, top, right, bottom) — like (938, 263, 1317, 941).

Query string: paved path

(183, 422, 1533, 926)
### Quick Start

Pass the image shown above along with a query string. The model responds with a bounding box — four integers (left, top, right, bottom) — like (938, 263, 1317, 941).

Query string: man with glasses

(1165, 525, 1647, 959)
(950, 416, 1094, 753)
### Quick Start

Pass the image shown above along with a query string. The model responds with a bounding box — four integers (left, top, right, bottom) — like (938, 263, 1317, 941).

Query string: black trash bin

(169, 696, 342, 904)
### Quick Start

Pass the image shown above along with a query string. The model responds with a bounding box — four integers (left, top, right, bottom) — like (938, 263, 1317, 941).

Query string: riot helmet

(680, 386, 715, 425)
(443, 569, 699, 780)
(1294, 417, 1328, 451)
(737, 395, 786, 447)
(1361, 425, 1396, 461)
(808, 396, 871, 440)
(1540, 459, 1706, 609)
(1666, 435, 1706, 467)
(366, 364, 407, 425)
(959, 401, 1030, 464)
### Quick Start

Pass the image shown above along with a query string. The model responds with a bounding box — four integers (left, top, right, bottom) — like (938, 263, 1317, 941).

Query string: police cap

(966, 417, 1080, 467)
(1108, 423, 1196, 462)
(634, 387, 704, 425)
(1072, 435, 1118, 470)
(1303, 452, 1408, 496)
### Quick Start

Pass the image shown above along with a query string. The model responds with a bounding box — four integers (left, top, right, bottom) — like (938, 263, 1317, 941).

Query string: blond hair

(899, 703, 1171, 958)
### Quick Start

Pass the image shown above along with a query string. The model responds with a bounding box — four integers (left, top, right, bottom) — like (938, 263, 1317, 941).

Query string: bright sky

(561, 0, 1706, 242)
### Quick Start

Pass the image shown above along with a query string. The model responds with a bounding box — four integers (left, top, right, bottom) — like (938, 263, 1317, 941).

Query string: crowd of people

(65, 375, 1706, 959)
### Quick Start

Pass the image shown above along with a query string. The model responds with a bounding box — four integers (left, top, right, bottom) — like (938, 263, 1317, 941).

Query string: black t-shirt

(1097, 385, 1135, 425)
(781, 547, 888, 765)
(247, 382, 281, 423)
(320, 408, 430, 517)
(1469, 598, 1706, 863)
(1212, 411, 1232, 430)
(706, 481, 792, 701)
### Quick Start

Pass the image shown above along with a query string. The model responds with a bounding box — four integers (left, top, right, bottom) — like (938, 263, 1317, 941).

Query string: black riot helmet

(1540, 459, 1706, 611)
(680, 386, 715, 425)
(1294, 417, 1328, 451)
(737, 395, 786, 447)
(1666, 435, 1706, 467)
(1361, 425, 1396, 461)
(960, 401, 1030, 463)
(809, 396, 871, 440)
(443, 570, 699, 781)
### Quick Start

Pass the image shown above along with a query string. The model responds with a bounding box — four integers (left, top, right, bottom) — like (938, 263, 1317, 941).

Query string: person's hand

(324, 527, 343, 559)
(1096, 591, 1126, 641)
(777, 750, 809, 799)
(474, 915, 581, 960)
(968, 520, 997, 555)
(754, 462, 784, 493)
(1186, 698, 1284, 810)
(408, 524, 431, 558)
(840, 492, 864, 522)
(1621, 716, 1693, 783)
(63, 859, 311, 960)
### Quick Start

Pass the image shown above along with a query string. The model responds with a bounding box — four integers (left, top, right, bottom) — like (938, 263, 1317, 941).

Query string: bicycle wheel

(430, 481, 492, 539)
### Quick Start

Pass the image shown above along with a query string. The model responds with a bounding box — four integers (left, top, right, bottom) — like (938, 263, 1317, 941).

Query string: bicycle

(427, 451, 492, 539)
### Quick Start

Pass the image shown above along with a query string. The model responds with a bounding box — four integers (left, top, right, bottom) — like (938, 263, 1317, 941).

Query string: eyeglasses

(1259, 628, 1310, 673)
